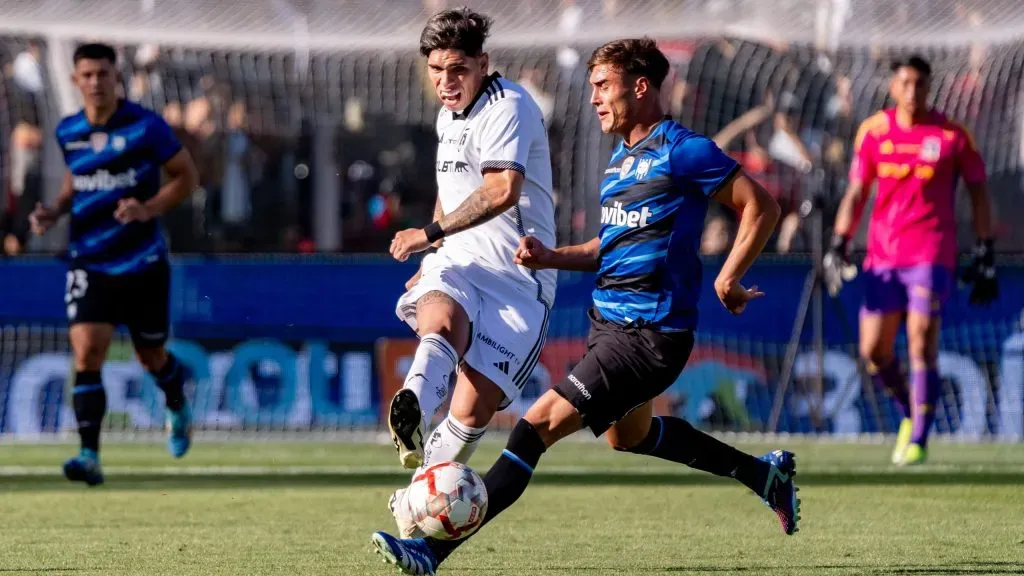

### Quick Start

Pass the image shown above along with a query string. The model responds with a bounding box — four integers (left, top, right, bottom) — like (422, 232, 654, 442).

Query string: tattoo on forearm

(437, 185, 508, 236)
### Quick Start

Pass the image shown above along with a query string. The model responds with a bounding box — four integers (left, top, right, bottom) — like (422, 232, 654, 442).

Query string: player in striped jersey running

(28, 43, 199, 485)
(372, 37, 799, 575)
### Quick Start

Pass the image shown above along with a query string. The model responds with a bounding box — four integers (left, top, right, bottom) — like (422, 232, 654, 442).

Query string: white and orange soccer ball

(406, 461, 488, 540)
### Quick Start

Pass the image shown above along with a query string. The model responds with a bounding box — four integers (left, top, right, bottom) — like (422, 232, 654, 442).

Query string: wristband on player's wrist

(424, 221, 445, 244)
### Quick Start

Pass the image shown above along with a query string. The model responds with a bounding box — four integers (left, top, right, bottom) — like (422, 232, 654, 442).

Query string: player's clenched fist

(114, 198, 152, 224)
(714, 278, 764, 315)
(514, 236, 553, 269)
(29, 202, 61, 236)
(390, 228, 431, 262)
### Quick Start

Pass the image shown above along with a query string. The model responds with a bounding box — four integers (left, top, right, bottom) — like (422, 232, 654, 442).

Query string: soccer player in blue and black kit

(371, 38, 799, 574)
(29, 43, 199, 486)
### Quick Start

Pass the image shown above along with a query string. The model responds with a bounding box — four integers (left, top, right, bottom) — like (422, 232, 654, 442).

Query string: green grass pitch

(1, 440, 1023, 575)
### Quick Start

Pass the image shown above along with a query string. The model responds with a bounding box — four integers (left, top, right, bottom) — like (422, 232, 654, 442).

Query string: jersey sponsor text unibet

(433, 72, 556, 306)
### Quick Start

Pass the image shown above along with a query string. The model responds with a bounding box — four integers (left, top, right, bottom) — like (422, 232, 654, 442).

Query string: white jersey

(434, 72, 557, 307)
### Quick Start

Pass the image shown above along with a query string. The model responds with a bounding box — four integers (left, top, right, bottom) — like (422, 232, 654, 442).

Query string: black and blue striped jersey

(594, 118, 739, 331)
(56, 100, 181, 275)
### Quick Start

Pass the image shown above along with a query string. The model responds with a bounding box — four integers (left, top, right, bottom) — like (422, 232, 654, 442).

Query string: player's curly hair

(419, 7, 492, 57)
(587, 38, 670, 89)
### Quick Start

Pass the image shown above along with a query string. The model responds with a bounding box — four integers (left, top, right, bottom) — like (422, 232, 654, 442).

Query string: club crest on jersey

(90, 132, 108, 153)
(619, 156, 635, 179)
(920, 137, 941, 162)
(112, 135, 126, 151)
(635, 157, 652, 181)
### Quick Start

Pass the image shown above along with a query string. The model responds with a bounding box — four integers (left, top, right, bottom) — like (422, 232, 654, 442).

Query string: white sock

(402, 333, 458, 428)
(417, 414, 488, 476)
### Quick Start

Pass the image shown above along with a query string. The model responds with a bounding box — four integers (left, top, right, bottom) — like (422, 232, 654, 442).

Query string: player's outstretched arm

(390, 169, 523, 261)
(515, 236, 600, 272)
(29, 170, 74, 236)
(712, 172, 781, 314)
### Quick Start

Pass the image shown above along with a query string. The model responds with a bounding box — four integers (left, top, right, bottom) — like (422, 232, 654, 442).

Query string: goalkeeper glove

(961, 238, 998, 305)
(823, 235, 858, 297)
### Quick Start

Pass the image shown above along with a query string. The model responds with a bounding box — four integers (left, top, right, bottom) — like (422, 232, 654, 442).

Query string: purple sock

(910, 368, 940, 446)
(872, 360, 909, 418)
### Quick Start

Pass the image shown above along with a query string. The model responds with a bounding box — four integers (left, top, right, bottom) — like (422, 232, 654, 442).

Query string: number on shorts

(65, 269, 89, 303)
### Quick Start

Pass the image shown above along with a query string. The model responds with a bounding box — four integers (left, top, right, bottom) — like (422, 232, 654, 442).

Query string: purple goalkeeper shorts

(861, 264, 953, 318)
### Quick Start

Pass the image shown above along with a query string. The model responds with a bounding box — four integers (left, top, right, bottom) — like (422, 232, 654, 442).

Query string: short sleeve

(956, 126, 987, 186)
(147, 113, 183, 165)
(476, 100, 532, 175)
(849, 120, 877, 184)
(669, 135, 740, 197)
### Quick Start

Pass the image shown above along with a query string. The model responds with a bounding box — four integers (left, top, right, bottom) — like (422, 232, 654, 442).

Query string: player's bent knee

(860, 346, 895, 370)
(134, 346, 168, 373)
(449, 365, 504, 428)
(523, 390, 583, 448)
(414, 291, 470, 352)
(72, 341, 109, 371)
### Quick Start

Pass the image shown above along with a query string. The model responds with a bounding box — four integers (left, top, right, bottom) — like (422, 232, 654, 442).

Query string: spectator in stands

(184, 96, 223, 248)
(221, 101, 254, 245)
(712, 91, 808, 253)
(12, 40, 44, 96)
(3, 120, 44, 255)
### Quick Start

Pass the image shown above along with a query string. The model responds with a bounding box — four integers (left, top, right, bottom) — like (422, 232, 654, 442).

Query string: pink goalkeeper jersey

(850, 108, 986, 270)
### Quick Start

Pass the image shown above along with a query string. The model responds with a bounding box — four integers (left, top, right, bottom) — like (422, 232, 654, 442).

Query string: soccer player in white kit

(385, 8, 556, 536)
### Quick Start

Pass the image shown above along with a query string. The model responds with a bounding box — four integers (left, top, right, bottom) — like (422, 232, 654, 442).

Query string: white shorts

(396, 251, 550, 409)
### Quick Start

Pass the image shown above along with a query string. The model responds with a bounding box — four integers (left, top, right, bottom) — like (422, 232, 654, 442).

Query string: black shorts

(65, 260, 171, 348)
(553, 308, 694, 436)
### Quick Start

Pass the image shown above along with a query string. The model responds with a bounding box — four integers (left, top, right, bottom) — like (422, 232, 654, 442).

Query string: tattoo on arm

(437, 184, 509, 237)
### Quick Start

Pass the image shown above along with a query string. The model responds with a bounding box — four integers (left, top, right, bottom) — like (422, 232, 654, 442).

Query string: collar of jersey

(620, 115, 673, 154)
(452, 72, 502, 120)
(83, 98, 127, 129)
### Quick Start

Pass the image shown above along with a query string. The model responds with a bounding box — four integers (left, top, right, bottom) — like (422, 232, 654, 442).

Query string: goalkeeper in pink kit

(825, 55, 996, 466)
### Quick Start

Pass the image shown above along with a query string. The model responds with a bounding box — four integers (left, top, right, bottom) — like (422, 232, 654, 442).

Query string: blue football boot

(758, 449, 801, 535)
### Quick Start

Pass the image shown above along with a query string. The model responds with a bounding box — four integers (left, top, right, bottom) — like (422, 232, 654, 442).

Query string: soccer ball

(406, 461, 488, 540)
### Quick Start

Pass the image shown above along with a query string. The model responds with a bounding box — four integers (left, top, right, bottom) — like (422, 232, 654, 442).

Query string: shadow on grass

(2, 469, 1023, 492)
(444, 561, 1024, 574)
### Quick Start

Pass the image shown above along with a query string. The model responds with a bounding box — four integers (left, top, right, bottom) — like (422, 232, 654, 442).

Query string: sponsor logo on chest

(600, 201, 652, 228)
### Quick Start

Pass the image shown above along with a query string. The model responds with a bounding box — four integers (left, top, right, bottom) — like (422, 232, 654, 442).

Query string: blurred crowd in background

(1, 1, 1022, 258)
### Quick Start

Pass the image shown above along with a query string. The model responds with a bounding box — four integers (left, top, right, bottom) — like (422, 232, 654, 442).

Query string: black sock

(72, 371, 107, 453)
(427, 418, 547, 561)
(622, 416, 770, 496)
(150, 353, 185, 411)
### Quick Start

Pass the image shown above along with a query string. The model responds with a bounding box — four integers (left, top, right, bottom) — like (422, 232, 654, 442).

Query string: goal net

(1, 0, 1024, 442)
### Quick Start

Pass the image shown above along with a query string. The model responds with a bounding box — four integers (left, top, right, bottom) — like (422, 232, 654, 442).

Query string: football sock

(403, 333, 458, 428)
(621, 416, 772, 497)
(72, 371, 107, 454)
(427, 418, 546, 561)
(910, 367, 940, 447)
(416, 414, 487, 476)
(150, 352, 186, 411)
(870, 359, 909, 418)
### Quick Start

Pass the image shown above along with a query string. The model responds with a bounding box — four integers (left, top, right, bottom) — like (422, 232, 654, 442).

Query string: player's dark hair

(419, 8, 492, 57)
(587, 38, 671, 90)
(890, 54, 931, 78)
(73, 43, 117, 65)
